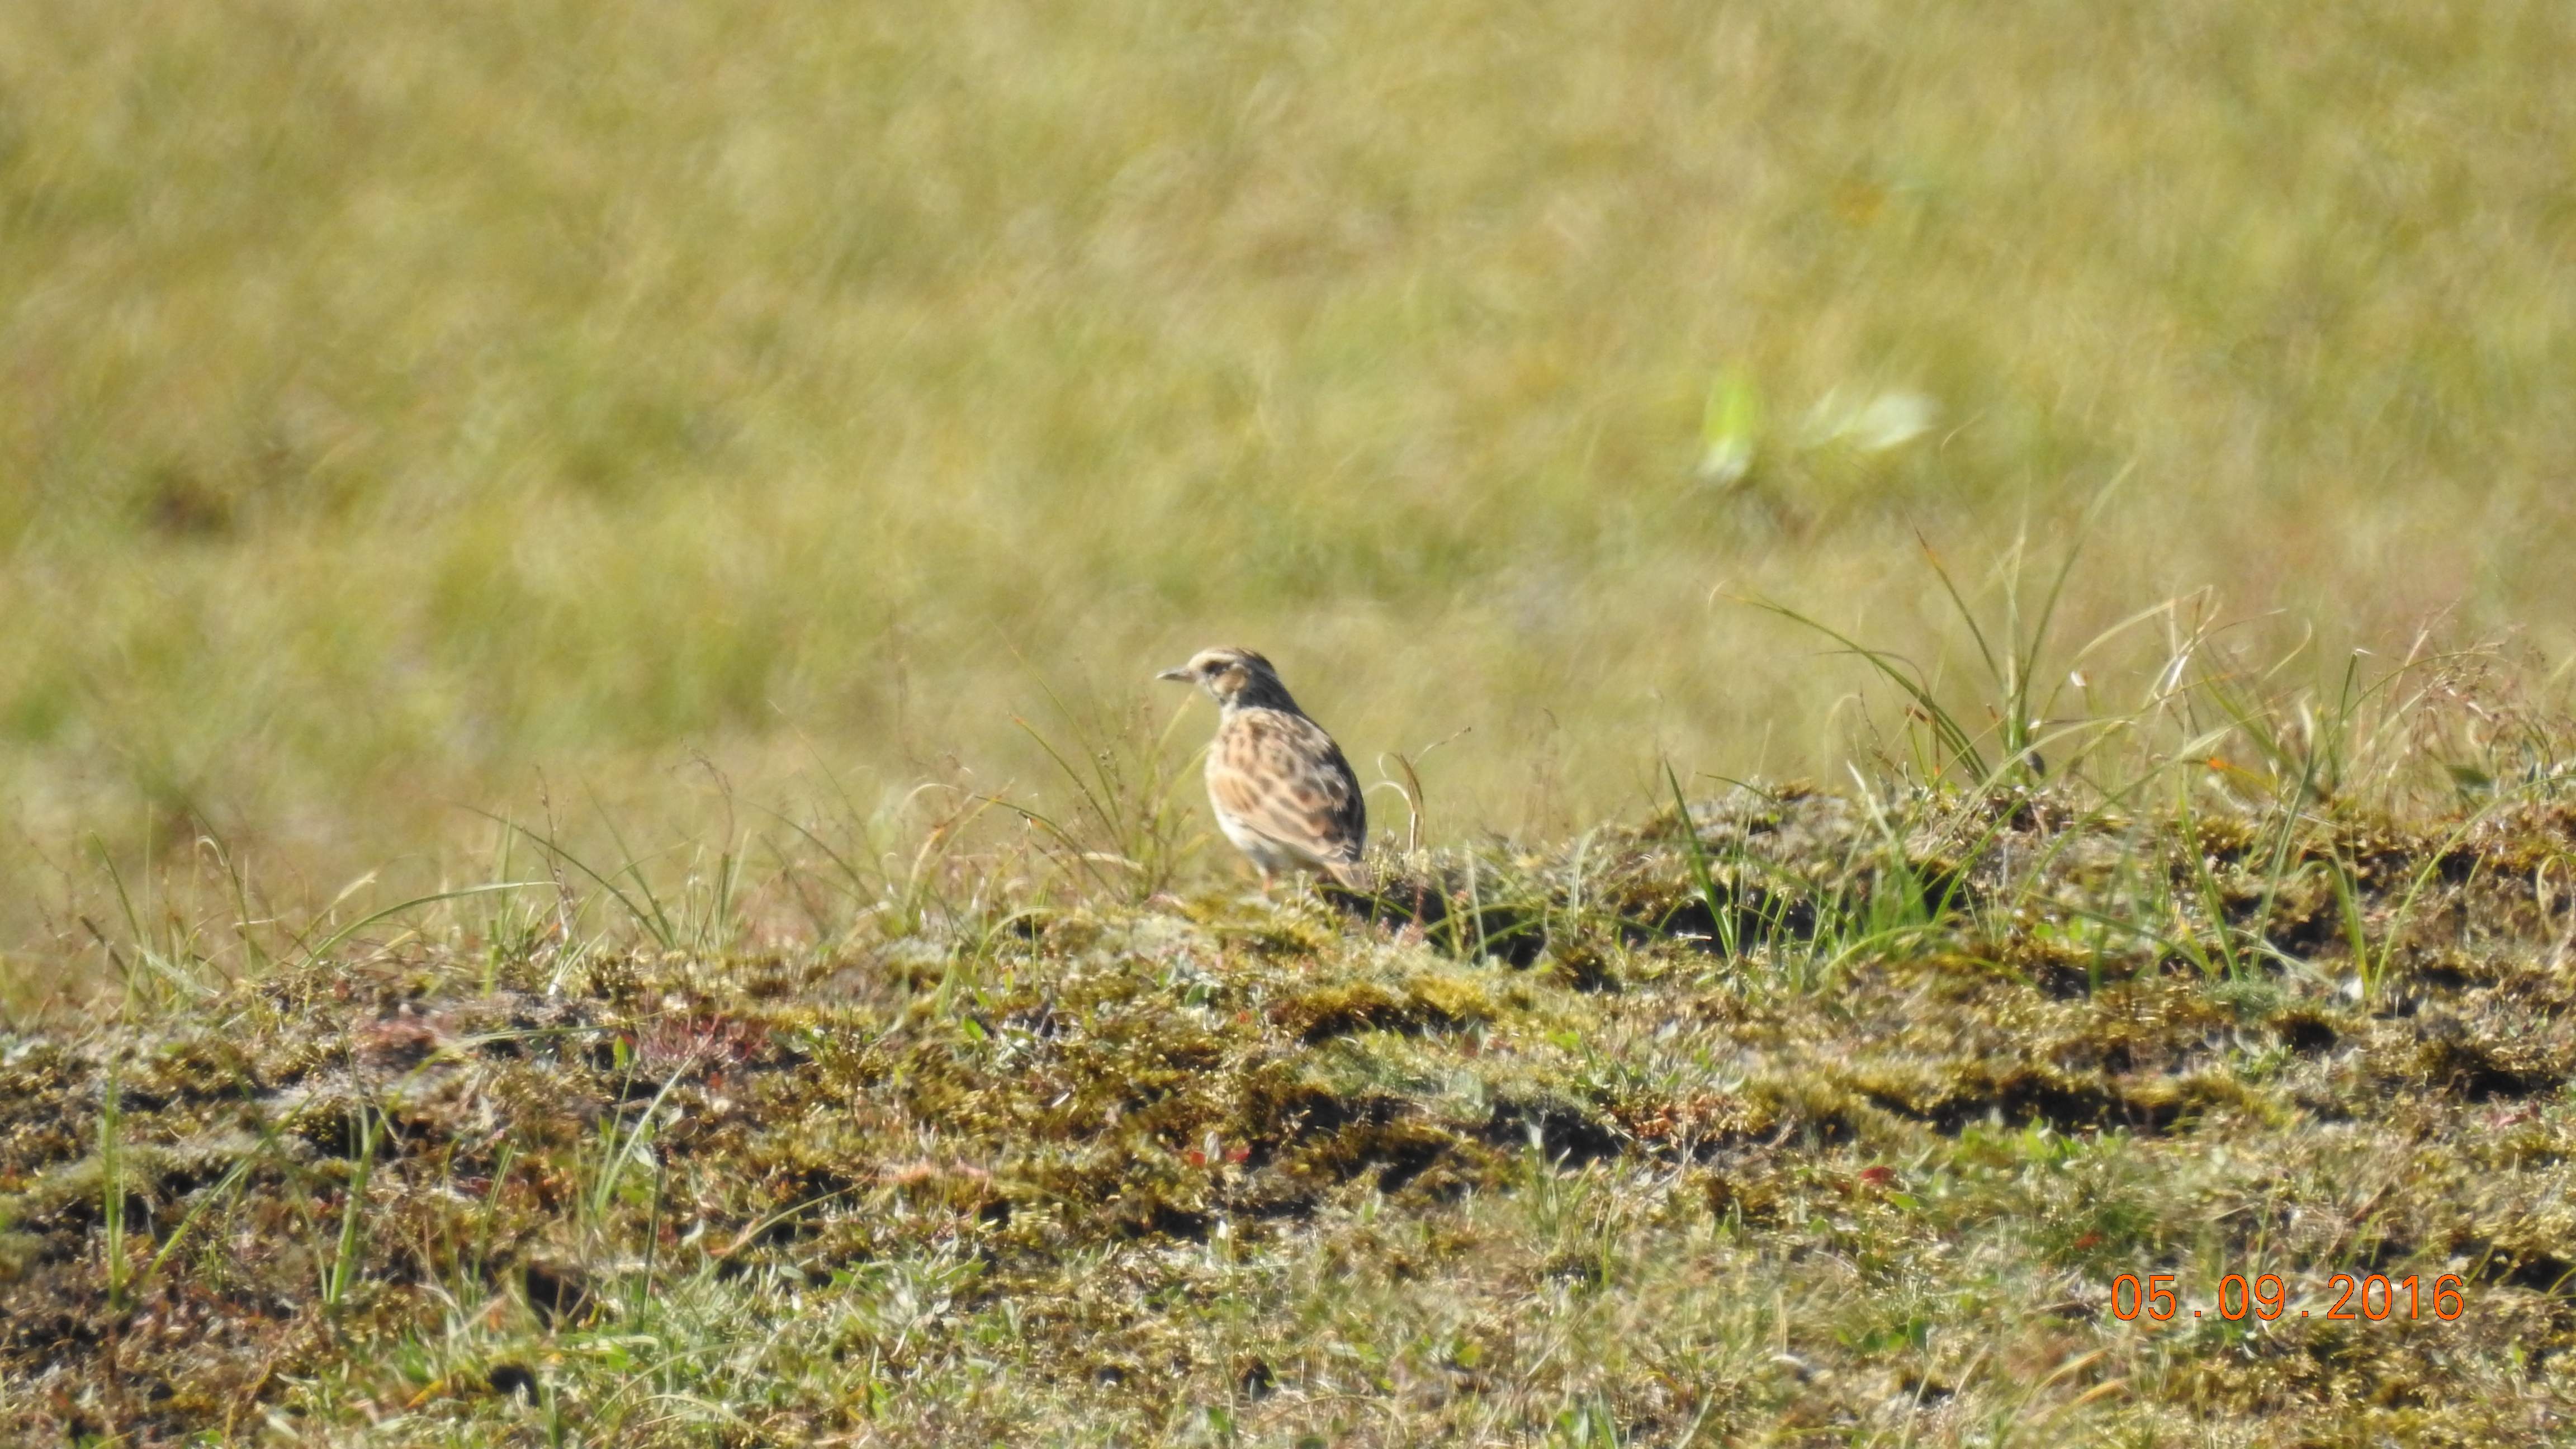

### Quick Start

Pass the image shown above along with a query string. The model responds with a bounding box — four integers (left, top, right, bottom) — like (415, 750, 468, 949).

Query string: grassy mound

(6, 784, 2574, 1445)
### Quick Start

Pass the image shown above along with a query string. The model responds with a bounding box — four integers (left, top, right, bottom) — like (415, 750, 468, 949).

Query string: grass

(5, 641, 2576, 1445)
(6, 0, 2576, 1439)
(5, 0, 2576, 963)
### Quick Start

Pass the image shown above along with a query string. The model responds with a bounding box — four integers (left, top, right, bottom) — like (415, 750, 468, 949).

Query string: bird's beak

(1156, 665, 1195, 683)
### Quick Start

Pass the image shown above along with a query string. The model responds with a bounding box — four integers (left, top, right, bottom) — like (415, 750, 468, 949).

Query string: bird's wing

(1209, 709, 1370, 883)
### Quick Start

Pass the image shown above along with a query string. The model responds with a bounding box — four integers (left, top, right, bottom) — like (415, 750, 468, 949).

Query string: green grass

(7, 735, 2576, 1445)
(6, 2, 2576, 1439)
(6, 0, 2576, 964)
(7, 636, 2576, 1443)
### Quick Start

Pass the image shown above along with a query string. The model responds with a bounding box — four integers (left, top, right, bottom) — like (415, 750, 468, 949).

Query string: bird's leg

(1395, 875, 1430, 944)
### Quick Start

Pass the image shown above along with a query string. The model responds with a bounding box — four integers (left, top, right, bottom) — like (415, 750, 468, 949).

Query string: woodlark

(1158, 647, 1374, 893)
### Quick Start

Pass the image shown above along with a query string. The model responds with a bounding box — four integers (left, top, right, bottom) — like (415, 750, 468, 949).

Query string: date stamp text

(2109, 1272, 2465, 1324)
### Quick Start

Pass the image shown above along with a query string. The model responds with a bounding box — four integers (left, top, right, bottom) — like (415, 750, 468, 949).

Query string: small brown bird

(1158, 647, 1374, 893)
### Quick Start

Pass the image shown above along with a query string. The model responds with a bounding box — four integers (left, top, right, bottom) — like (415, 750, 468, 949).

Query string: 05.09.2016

(2109, 1272, 2464, 1323)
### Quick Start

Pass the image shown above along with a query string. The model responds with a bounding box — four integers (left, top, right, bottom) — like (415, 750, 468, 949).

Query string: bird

(1158, 647, 1374, 894)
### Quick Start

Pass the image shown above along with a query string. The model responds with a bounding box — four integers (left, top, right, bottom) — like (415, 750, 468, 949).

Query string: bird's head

(1157, 647, 1293, 710)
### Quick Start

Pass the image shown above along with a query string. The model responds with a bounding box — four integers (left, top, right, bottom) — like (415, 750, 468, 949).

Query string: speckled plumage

(1158, 647, 1372, 892)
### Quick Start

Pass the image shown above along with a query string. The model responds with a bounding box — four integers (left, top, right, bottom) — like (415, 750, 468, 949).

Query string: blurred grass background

(3, 0, 2573, 958)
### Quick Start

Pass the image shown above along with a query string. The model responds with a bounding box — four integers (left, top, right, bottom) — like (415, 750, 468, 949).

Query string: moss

(10, 795, 2576, 1442)
(0, 1231, 40, 1284)
(1268, 966, 1499, 1044)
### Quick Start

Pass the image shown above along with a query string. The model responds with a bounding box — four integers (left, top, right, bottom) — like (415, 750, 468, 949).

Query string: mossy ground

(5, 787, 2574, 1446)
